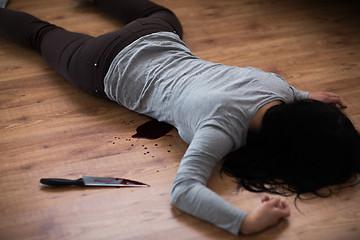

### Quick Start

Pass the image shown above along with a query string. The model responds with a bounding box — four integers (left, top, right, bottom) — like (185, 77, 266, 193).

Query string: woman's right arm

(308, 91, 347, 108)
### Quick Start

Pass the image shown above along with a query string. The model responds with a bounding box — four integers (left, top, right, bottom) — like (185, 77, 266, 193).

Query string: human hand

(240, 195, 291, 235)
(308, 92, 347, 108)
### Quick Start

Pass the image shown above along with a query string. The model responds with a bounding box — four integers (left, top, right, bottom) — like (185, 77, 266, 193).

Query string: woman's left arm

(308, 91, 347, 108)
(170, 126, 247, 235)
(171, 126, 291, 235)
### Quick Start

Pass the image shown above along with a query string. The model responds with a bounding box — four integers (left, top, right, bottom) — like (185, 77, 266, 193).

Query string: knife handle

(40, 178, 84, 186)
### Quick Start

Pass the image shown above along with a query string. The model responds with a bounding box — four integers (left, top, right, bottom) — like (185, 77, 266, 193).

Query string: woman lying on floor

(1, 0, 359, 236)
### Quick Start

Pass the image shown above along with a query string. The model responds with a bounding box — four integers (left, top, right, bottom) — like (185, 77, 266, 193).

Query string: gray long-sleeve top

(104, 32, 308, 235)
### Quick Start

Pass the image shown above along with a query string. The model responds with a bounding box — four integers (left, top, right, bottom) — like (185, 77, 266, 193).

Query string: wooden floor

(1, 0, 360, 239)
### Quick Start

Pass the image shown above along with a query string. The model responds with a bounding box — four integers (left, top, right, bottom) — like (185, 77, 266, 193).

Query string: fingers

(308, 92, 347, 108)
(334, 97, 347, 108)
(279, 201, 291, 217)
(325, 92, 347, 108)
(267, 197, 281, 207)
(241, 196, 291, 234)
(262, 196, 281, 207)
(261, 195, 270, 203)
(262, 196, 291, 217)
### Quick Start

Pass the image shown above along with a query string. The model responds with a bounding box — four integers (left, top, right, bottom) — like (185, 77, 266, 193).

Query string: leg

(95, 0, 167, 23)
(0, 9, 63, 53)
(94, 0, 182, 36)
(0, 8, 100, 95)
(0, 0, 182, 97)
(65, 0, 183, 96)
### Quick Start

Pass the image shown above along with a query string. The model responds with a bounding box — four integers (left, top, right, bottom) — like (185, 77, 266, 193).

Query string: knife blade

(40, 176, 149, 187)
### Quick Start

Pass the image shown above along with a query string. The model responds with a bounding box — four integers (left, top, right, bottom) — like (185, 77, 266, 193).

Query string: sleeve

(289, 85, 309, 101)
(171, 125, 247, 235)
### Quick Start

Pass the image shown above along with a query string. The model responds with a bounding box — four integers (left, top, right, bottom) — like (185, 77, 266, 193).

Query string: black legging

(0, 0, 183, 98)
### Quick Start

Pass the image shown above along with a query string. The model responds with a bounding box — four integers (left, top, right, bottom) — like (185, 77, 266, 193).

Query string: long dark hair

(221, 100, 360, 199)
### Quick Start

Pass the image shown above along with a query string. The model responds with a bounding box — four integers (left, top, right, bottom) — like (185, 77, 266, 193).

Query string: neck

(249, 100, 282, 133)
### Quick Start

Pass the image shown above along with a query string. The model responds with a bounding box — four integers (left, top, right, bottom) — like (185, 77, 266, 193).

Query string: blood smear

(132, 119, 174, 140)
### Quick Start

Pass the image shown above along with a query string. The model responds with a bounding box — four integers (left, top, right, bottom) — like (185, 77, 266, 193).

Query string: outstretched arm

(171, 126, 291, 235)
(308, 91, 347, 108)
(171, 127, 247, 235)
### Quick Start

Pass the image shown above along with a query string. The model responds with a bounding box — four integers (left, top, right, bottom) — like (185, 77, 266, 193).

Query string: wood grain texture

(1, 0, 359, 239)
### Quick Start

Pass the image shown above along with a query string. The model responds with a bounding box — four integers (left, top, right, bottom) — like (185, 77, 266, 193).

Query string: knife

(40, 176, 149, 187)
